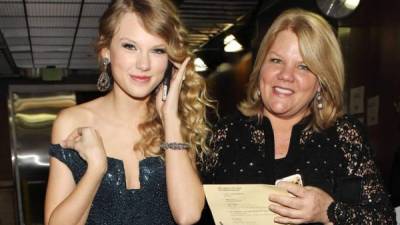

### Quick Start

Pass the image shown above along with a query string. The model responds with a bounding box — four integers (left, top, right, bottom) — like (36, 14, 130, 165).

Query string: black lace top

(200, 112, 395, 225)
(49, 144, 176, 225)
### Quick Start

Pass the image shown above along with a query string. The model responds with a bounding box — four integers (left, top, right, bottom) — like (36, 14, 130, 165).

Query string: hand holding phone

(162, 61, 173, 101)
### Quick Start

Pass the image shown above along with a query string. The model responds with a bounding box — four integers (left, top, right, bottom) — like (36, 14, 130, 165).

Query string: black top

(390, 147, 400, 207)
(199, 112, 395, 225)
(49, 144, 176, 225)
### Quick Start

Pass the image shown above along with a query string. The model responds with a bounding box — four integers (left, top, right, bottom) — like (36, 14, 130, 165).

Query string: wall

(339, 0, 400, 184)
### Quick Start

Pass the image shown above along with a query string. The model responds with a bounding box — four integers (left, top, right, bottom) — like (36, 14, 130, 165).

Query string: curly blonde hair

(239, 8, 345, 131)
(95, 0, 214, 160)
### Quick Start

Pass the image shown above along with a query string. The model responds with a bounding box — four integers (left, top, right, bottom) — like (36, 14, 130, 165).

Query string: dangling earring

(316, 90, 323, 109)
(256, 90, 261, 97)
(97, 58, 111, 92)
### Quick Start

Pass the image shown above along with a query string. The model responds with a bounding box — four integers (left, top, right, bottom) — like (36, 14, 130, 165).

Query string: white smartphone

(275, 174, 303, 186)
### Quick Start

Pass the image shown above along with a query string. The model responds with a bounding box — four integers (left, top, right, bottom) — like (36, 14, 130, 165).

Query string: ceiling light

(223, 34, 243, 52)
(224, 40, 243, 52)
(344, 0, 360, 10)
(224, 34, 236, 45)
(194, 57, 208, 72)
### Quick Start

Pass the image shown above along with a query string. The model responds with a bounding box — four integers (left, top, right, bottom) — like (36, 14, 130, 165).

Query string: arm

(268, 117, 395, 225)
(327, 117, 395, 224)
(44, 110, 107, 225)
(157, 58, 204, 225)
(164, 118, 205, 225)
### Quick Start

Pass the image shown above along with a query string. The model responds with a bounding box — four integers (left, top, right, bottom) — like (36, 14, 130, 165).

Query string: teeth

(274, 87, 293, 94)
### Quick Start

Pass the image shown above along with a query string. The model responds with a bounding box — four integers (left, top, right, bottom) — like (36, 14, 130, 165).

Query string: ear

(100, 48, 110, 61)
(316, 80, 322, 92)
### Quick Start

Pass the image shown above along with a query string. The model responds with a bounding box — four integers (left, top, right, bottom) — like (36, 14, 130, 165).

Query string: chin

(269, 102, 290, 113)
(121, 86, 156, 100)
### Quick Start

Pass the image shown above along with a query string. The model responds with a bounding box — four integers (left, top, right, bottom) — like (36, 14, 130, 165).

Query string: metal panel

(12, 52, 31, 60)
(76, 28, 97, 37)
(74, 37, 96, 45)
(28, 16, 78, 28)
(1, 28, 28, 38)
(0, 50, 13, 74)
(5, 37, 29, 46)
(0, 17, 26, 28)
(84, 0, 111, 3)
(79, 17, 100, 28)
(35, 58, 68, 65)
(9, 45, 30, 52)
(33, 52, 69, 59)
(26, 0, 81, 2)
(26, 3, 81, 17)
(72, 45, 92, 52)
(81, 3, 108, 16)
(0, 0, 260, 70)
(30, 28, 75, 37)
(14, 59, 32, 68)
(32, 45, 71, 52)
(0, 3, 24, 16)
(8, 84, 98, 225)
(31, 37, 74, 46)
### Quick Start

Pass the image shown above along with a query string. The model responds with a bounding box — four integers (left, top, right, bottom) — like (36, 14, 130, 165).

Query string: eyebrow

(268, 50, 306, 64)
(268, 51, 282, 57)
(119, 37, 166, 48)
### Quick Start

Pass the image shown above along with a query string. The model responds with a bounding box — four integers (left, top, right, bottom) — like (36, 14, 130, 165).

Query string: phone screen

(162, 61, 173, 101)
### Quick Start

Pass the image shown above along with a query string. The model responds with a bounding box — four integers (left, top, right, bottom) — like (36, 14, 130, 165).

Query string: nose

(277, 64, 295, 82)
(136, 52, 150, 71)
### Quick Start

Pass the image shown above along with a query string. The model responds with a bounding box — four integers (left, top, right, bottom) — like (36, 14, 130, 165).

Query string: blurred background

(0, 0, 399, 224)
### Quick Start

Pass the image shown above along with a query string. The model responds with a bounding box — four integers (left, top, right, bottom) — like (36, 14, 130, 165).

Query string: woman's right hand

(61, 127, 107, 172)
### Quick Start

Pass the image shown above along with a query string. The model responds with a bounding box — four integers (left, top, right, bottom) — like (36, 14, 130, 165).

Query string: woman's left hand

(269, 181, 334, 225)
(156, 57, 190, 125)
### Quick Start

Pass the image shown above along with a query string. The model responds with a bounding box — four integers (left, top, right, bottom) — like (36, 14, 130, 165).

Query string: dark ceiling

(0, 0, 261, 78)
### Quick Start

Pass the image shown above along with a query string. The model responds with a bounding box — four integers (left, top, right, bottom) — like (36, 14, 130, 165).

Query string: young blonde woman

(44, 0, 213, 224)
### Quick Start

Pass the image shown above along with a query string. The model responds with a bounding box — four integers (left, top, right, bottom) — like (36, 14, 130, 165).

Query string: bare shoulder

(51, 98, 103, 144)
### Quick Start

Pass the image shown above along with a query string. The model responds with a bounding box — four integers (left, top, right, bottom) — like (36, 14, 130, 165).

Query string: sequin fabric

(49, 144, 176, 225)
(199, 112, 395, 225)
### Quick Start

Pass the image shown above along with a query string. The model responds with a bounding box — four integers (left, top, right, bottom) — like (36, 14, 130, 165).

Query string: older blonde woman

(201, 8, 395, 224)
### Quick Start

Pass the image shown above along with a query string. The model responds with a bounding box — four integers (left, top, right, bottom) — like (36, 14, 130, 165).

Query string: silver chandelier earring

(97, 58, 111, 92)
(316, 90, 323, 109)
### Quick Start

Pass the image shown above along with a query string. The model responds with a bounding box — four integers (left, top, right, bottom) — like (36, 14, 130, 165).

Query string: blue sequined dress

(49, 144, 176, 225)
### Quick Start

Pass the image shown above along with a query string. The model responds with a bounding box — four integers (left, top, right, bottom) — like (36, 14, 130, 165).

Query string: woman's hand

(61, 127, 107, 172)
(156, 57, 190, 126)
(269, 181, 334, 224)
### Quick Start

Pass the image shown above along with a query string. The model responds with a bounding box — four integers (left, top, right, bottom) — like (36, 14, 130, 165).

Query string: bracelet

(160, 142, 190, 150)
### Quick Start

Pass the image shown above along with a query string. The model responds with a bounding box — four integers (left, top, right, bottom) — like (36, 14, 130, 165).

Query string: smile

(130, 75, 151, 82)
(273, 86, 294, 95)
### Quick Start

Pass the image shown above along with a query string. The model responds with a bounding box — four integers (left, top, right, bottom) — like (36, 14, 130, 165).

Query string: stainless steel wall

(8, 85, 98, 225)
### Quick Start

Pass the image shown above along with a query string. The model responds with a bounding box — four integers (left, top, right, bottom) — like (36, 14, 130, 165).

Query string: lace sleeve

(199, 118, 230, 184)
(327, 116, 395, 224)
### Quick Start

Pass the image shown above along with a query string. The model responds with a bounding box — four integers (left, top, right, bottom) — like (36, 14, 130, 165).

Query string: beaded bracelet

(160, 142, 190, 150)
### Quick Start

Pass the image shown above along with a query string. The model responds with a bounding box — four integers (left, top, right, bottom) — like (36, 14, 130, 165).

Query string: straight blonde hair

(239, 8, 345, 131)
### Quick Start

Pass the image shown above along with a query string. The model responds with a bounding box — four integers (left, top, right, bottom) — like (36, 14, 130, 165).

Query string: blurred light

(223, 34, 243, 52)
(194, 58, 208, 72)
(224, 34, 236, 45)
(16, 113, 57, 124)
(224, 41, 243, 52)
(18, 154, 49, 167)
(344, 0, 360, 10)
(14, 94, 76, 112)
